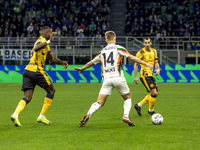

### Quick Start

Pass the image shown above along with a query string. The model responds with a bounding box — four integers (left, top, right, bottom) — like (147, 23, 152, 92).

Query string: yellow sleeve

(154, 49, 158, 60)
(47, 44, 51, 52)
(36, 38, 47, 45)
(136, 51, 143, 60)
(40, 38, 51, 52)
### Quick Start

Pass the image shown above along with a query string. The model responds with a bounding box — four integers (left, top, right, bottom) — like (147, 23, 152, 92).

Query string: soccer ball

(151, 113, 163, 125)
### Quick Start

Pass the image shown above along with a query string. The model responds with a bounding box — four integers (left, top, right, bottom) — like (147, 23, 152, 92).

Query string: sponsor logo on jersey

(105, 67, 115, 73)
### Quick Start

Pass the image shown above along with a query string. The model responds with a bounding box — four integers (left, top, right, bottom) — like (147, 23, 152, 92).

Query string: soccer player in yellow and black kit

(11, 26, 68, 127)
(134, 37, 160, 116)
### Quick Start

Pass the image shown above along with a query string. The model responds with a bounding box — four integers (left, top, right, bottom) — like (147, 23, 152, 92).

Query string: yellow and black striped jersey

(25, 36, 51, 72)
(136, 47, 158, 77)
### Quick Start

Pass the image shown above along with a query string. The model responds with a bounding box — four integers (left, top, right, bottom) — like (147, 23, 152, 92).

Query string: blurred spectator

(166, 6, 172, 14)
(184, 29, 191, 36)
(27, 23, 34, 33)
(96, 31, 102, 39)
(89, 21, 97, 31)
(67, 24, 73, 37)
(84, 26, 90, 37)
(13, 5, 20, 14)
(55, 27, 61, 37)
(77, 26, 85, 38)
(89, 29, 96, 37)
(27, 31, 32, 37)
(102, 22, 108, 31)
(62, 25, 68, 33)
(62, 17, 68, 26)
(194, 2, 200, 12)
(29, 8, 36, 19)
(125, 21, 132, 34)
(172, 11, 178, 21)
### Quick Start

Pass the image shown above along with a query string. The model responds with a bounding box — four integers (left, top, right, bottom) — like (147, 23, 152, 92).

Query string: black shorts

(22, 70, 52, 91)
(140, 76, 158, 92)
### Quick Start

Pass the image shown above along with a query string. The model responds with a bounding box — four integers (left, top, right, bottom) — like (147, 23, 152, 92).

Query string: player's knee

(24, 89, 33, 102)
(24, 95, 32, 102)
(49, 88, 55, 95)
(150, 89, 158, 97)
(122, 91, 131, 100)
(151, 91, 158, 97)
(154, 91, 158, 97)
(52, 88, 56, 95)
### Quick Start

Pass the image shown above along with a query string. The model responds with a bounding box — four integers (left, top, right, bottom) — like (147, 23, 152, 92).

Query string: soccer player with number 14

(75, 31, 153, 127)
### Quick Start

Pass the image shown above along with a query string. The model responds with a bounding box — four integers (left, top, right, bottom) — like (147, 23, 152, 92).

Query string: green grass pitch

(0, 83, 199, 150)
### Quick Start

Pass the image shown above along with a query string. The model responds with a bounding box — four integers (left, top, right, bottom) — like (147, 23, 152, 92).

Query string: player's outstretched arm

(128, 55, 153, 70)
(154, 60, 160, 76)
(75, 61, 94, 74)
(47, 52, 68, 69)
(134, 63, 139, 84)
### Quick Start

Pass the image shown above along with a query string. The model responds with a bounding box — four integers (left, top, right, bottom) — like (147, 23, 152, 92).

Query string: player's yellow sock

(40, 94, 53, 115)
(149, 95, 156, 111)
(139, 94, 150, 106)
(15, 98, 28, 115)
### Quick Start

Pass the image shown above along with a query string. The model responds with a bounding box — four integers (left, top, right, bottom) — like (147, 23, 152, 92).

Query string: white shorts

(99, 76, 130, 95)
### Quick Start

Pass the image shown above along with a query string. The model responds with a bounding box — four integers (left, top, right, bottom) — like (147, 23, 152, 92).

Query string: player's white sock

(148, 109, 154, 112)
(39, 114, 45, 118)
(138, 103, 141, 107)
(12, 112, 18, 117)
(123, 99, 132, 118)
(87, 102, 101, 116)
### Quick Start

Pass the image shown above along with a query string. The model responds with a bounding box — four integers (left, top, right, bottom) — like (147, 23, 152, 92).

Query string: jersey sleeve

(92, 52, 101, 64)
(47, 44, 51, 52)
(136, 50, 143, 60)
(117, 46, 131, 58)
(33, 37, 49, 52)
(154, 49, 158, 60)
(37, 38, 46, 44)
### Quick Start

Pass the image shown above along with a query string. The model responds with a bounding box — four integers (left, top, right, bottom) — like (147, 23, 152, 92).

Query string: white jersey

(92, 44, 131, 79)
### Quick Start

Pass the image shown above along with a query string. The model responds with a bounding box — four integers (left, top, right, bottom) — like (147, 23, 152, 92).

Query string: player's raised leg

(37, 84, 55, 125)
(11, 89, 33, 127)
(79, 94, 107, 127)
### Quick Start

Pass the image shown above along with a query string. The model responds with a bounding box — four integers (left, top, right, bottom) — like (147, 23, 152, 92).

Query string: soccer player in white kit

(75, 31, 153, 127)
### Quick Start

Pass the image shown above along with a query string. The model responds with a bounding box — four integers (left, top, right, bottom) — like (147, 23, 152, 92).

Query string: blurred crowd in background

(0, 0, 110, 38)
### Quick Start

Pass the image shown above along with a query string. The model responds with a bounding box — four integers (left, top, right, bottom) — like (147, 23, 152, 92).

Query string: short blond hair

(105, 31, 116, 41)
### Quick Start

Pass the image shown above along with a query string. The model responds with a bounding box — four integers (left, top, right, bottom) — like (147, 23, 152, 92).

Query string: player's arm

(34, 32, 57, 52)
(154, 60, 160, 76)
(75, 61, 94, 74)
(47, 52, 68, 69)
(117, 47, 152, 69)
(34, 42, 48, 52)
(75, 52, 101, 74)
(128, 55, 153, 70)
(134, 63, 139, 84)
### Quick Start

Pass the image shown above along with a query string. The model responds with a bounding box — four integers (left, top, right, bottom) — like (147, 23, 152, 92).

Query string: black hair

(144, 37, 151, 41)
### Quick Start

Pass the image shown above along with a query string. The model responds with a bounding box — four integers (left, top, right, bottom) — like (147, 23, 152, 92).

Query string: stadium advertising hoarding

(183, 41, 200, 51)
(0, 64, 200, 83)
(0, 49, 31, 60)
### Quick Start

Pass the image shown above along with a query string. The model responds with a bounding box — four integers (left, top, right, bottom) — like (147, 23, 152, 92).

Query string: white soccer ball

(151, 113, 163, 125)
